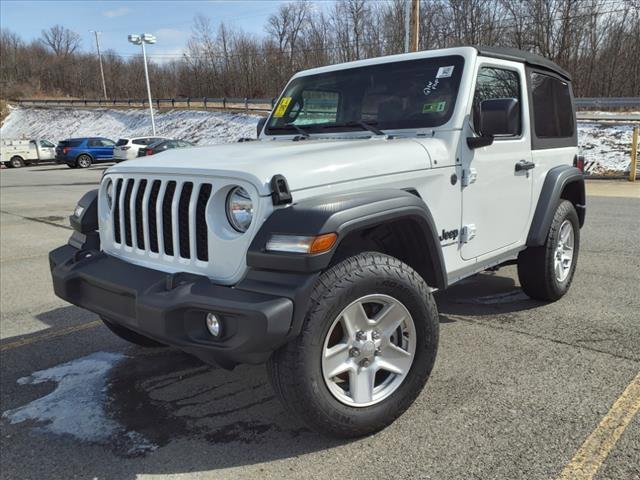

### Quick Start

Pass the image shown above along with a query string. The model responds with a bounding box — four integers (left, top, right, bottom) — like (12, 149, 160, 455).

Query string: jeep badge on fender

(49, 46, 585, 438)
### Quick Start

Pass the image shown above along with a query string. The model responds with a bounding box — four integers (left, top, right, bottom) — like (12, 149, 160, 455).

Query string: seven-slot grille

(111, 177, 213, 262)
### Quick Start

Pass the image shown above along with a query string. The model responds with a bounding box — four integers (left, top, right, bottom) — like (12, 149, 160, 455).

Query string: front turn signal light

(266, 233, 337, 254)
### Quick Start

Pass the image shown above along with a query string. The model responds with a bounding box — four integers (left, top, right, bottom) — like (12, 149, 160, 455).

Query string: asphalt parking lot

(1, 164, 638, 480)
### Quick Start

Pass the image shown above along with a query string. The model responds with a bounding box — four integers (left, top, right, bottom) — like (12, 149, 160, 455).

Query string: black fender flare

(527, 165, 585, 246)
(247, 189, 447, 289)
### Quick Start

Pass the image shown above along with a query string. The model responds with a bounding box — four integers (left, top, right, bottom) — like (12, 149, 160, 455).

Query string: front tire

(517, 200, 580, 301)
(9, 156, 24, 168)
(267, 252, 439, 438)
(102, 318, 167, 348)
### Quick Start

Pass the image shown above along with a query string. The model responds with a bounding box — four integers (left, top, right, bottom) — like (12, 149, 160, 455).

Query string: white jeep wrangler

(50, 46, 585, 437)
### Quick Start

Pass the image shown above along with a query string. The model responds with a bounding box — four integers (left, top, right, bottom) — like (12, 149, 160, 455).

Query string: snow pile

(0, 107, 259, 146)
(2, 351, 156, 455)
(1, 107, 636, 173)
(578, 122, 635, 174)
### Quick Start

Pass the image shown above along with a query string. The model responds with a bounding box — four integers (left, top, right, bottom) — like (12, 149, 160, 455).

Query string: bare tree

(40, 25, 80, 57)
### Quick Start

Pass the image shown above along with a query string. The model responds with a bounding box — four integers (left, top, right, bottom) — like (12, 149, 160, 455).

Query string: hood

(106, 137, 436, 196)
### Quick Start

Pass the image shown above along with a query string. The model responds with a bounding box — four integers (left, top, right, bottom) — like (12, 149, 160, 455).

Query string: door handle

(515, 160, 536, 172)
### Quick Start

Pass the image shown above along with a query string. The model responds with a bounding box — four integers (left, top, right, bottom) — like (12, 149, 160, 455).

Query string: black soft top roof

(474, 46, 571, 81)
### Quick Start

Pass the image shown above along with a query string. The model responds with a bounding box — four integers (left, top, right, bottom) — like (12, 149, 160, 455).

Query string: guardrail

(574, 97, 640, 109)
(12, 96, 640, 111)
(11, 97, 277, 112)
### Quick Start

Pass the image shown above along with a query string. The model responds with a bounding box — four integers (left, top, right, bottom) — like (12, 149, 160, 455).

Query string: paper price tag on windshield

(273, 97, 292, 118)
(436, 66, 454, 78)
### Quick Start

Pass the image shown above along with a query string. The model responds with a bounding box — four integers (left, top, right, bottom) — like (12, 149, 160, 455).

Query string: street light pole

(140, 39, 156, 135)
(128, 33, 157, 135)
(90, 30, 108, 99)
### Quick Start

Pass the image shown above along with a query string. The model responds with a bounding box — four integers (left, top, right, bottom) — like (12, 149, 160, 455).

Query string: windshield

(266, 55, 464, 135)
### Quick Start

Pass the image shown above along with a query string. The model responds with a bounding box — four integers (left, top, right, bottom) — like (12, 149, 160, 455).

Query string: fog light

(205, 313, 221, 337)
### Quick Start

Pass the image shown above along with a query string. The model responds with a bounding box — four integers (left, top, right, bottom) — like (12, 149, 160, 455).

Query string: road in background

(1, 165, 638, 480)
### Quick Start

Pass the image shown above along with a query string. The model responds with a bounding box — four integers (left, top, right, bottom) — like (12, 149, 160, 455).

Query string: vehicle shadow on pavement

(435, 268, 546, 320)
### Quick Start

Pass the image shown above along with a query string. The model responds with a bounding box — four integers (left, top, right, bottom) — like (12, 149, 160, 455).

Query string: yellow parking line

(0, 320, 102, 352)
(557, 371, 640, 480)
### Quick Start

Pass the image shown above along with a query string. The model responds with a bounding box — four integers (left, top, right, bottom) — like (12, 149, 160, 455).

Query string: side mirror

(257, 117, 267, 138)
(467, 98, 519, 149)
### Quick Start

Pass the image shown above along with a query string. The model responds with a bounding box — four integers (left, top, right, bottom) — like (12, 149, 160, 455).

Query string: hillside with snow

(0, 107, 259, 146)
(1, 107, 635, 173)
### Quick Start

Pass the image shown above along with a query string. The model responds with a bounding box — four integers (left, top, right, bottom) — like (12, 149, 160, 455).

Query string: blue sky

(0, 0, 297, 60)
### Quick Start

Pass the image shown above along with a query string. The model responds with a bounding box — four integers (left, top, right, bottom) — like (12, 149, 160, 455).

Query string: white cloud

(102, 6, 131, 18)
(155, 28, 189, 42)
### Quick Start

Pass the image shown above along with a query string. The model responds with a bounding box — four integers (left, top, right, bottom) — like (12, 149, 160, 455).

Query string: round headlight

(105, 179, 113, 209)
(226, 186, 253, 232)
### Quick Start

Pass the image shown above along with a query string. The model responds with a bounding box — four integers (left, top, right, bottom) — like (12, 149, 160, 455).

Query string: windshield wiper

(285, 123, 311, 138)
(320, 121, 385, 136)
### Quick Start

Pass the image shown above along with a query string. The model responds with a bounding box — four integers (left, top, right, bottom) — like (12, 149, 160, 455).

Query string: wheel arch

(527, 165, 585, 247)
(76, 152, 95, 161)
(247, 189, 447, 290)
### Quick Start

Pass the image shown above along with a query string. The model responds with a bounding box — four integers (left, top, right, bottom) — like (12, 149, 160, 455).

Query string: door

(461, 64, 533, 260)
(91, 138, 115, 159)
(39, 140, 56, 160)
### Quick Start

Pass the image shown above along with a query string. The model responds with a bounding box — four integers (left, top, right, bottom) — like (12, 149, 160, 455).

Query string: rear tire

(517, 200, 580, 301)
(267, 252, 439, 438)
(9, 156, 24, 168)
(102, 318, 167, 348)
(76, 154, 92, 168)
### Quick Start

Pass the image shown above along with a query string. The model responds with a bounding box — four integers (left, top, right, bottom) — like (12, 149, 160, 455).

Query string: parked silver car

(114, 136, 170, 162)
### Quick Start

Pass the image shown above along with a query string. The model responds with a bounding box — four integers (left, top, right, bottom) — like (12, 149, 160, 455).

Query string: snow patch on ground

(2, 351, 156, 455)
(0, 108, 259, 146)
(578, 121, 635, 174)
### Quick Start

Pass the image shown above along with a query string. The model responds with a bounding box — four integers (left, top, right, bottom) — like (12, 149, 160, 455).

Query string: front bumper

(49, 244, 297, 367)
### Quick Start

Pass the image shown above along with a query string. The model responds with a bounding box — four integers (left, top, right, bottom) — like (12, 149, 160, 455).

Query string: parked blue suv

(55, 137, 116, 168)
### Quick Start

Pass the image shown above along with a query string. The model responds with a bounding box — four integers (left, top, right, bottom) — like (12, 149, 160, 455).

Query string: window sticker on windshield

(273, 97, 292, 118)
(423, 78, 439, 96)
(436, 66, 455, 78)
(422, 101, 446, 113)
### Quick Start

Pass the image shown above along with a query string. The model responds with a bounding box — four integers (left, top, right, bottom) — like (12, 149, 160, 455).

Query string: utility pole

(90, 30, 108, 99)
(404, 1, 411, 53)
(409, 0, 420, 52)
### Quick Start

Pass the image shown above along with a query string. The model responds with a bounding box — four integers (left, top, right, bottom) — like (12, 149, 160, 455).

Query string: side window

(132, 139, 147, 145)
(530, 72, 573, 138)
(87, 138, 99, 147)
(472, 67, 521, 135)
(101, 139, 115, 147)
(41, 140, 55, 147)
(291, 90, 339, 125)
